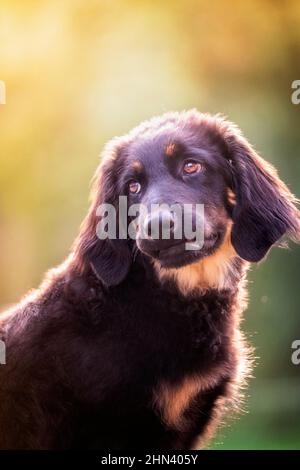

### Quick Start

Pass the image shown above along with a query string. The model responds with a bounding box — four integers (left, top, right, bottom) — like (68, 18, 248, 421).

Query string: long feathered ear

(73, 139, 132, 286)
(220, 121, 300, 262)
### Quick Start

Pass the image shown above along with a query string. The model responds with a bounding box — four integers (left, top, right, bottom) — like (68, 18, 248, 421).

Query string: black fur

(0, 110, 299, 449)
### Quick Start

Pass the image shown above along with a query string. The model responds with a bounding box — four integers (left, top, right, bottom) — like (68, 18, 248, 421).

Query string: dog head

(74, 111, 300, 288)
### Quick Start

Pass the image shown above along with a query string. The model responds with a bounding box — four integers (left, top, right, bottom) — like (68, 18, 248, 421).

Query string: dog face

(74, 111, 299, 287)
(118, 132, 232, 269)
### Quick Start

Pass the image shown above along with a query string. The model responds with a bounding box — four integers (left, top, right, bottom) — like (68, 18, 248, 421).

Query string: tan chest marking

(153, 367, 229, 431)
(154, 376, 202, 431)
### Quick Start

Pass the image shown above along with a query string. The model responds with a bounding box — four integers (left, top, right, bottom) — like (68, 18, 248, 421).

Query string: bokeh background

(1, 0, 300, 449)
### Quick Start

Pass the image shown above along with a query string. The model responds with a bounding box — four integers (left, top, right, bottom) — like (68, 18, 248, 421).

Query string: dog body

(0, 110, 299, 449)
(0, 257, 245, 449)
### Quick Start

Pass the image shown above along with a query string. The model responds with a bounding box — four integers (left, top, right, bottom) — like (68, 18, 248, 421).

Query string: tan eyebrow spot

(131, 160, 144, 173)
(165, 142, 178, 157)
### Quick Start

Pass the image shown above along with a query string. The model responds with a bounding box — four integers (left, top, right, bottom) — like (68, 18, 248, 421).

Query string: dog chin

(140, 233, 223, 269)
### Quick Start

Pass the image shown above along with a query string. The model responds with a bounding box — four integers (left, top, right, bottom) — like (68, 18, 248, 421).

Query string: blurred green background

(0, 0, 300, 449)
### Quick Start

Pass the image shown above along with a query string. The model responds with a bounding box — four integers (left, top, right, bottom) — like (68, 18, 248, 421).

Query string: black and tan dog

(0, 110, 299, 449)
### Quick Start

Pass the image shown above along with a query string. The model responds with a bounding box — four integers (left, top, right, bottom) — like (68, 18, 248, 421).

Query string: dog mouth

(138, 231, 222, 269)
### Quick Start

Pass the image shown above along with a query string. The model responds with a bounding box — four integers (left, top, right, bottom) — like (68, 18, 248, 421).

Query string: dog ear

(73, 142, 132, 286)
(221, 123, 300, 262)
(87, 236, 132, 287)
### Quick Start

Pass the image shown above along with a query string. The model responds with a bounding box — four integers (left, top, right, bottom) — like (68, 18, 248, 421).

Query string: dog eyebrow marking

(131, 160, 144, 173)
(165, 142, 178, 157)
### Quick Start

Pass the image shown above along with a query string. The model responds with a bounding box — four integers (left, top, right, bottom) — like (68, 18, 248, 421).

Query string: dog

(0, 110, 299, 449)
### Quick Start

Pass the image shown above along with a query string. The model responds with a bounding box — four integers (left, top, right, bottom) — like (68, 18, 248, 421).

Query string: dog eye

(183, 161, 203, 175)
(128, 181, 141, 194)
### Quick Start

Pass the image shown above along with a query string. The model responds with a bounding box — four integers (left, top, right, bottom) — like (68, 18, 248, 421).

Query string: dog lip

(138, 231, 222, 267)
(158, 242, 186, 258)
(156, 232, 221, 265)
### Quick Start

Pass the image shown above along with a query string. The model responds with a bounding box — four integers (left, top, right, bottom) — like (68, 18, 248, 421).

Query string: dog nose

(144, 209, 175, 240)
